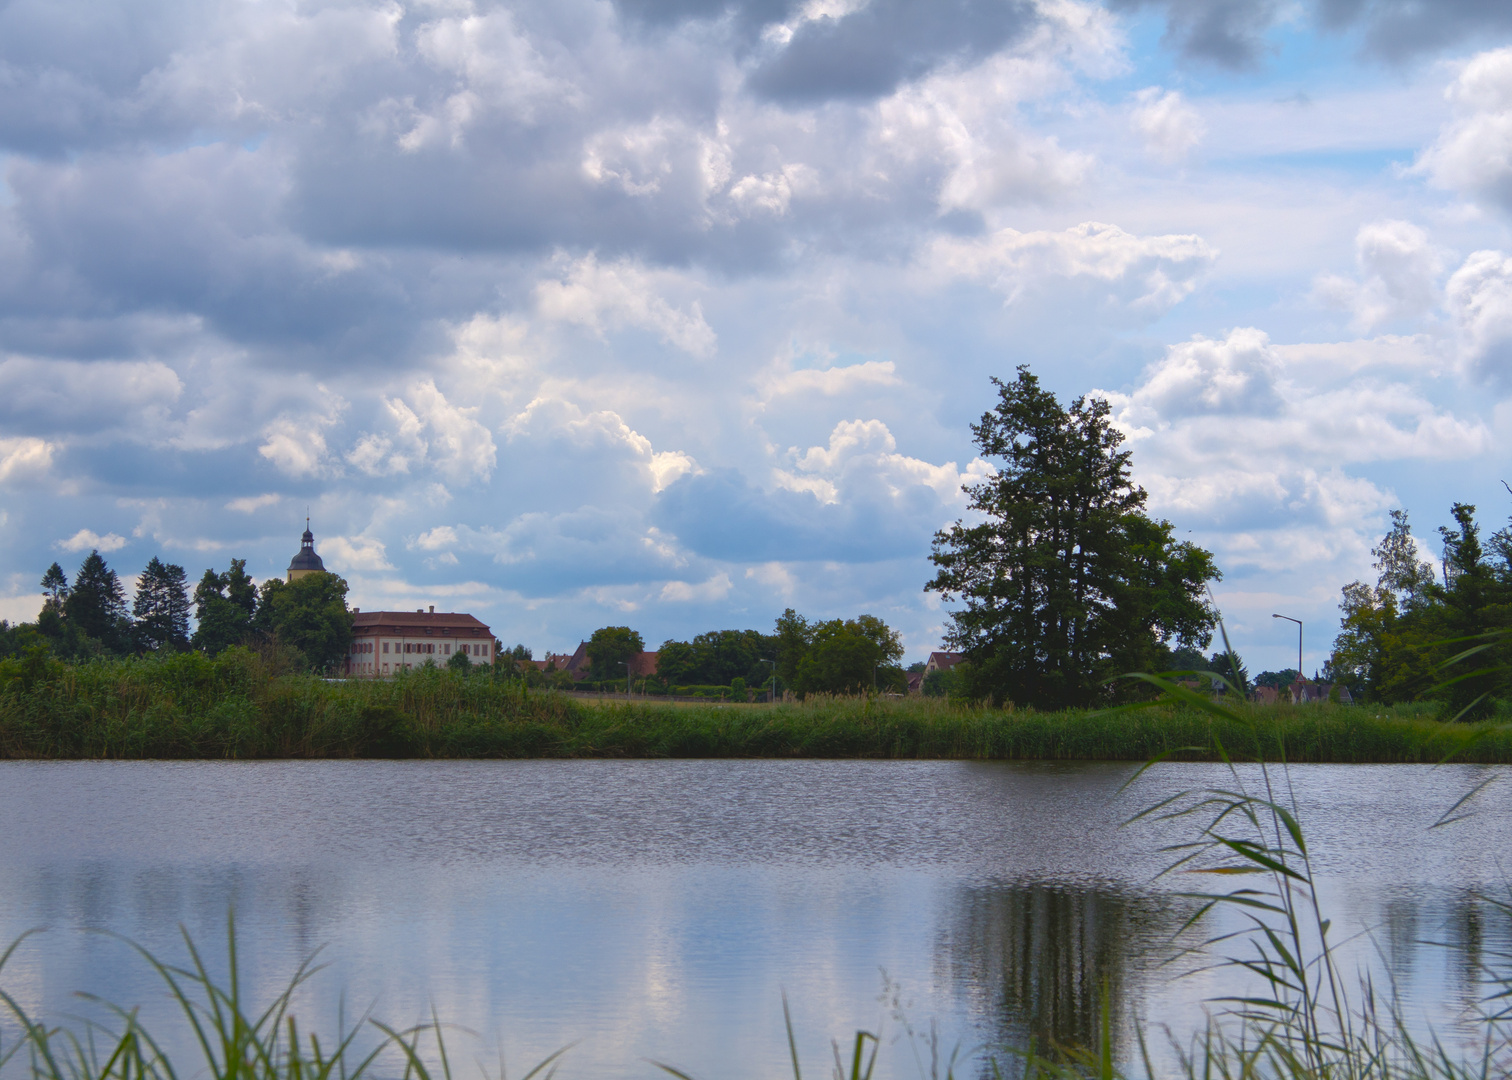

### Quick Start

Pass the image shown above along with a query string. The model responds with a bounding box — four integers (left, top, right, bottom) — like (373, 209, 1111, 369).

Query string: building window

(383, 642, 389, 654)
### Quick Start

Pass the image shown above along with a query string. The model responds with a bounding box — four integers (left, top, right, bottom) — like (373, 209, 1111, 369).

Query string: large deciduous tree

(252, 572, 353, 672)
(133, 557, 191, 651)
(191, 559, 258, 656)
(585, 626, 645, 681)
(769, 608, 906, 695)
(926, 368, 1219, 709)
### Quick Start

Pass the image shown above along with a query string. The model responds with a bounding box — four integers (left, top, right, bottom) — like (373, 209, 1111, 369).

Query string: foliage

(0, 653, 1503, 760)
(585, 626, 644, 680)
(1329, 504, 1512, 717)
(921, 664, 966, 698)
(1253, 668, 1300, 690)
(40, 562, 67, 611)
(770, 609, 904, 695)
(446, 647, 471, 672)
(251, 573, 353, 673)
(927, 368, 1220, 710)
(132, 556, 191, 652)
(655, 629, 774, 687)
(61, 550, 132, 654)
(192, 560, 258, 656)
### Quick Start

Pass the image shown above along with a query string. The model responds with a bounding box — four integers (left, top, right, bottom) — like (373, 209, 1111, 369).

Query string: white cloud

(1313, 220, 1442, 332)
(58, 529, 127, 553)
(0, 438, 54, 484)
(1096, 328, 1491, 576)
(775, 419, 991, 507)
(535, 255, 717, 357)
(259, 418, 331, 477)
(1445, 248, 1512, 382)
(506, 396, 699, 493)
(659, 573, 733, 602)
(226, 493, 281, 513)
(759, 360, 901, 400)
(321, 535, 394, 572)
(1132, 87, 1205, 164)
(1418, 47, 1512, 213)
(928, 221, 1216, 317)
(349, 380, 497, 484)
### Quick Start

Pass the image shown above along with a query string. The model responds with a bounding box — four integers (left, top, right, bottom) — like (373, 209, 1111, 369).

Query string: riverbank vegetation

(0, 645, 1507, 760)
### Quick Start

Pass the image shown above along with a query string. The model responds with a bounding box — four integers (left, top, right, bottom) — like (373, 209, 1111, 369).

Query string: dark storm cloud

(1317, 0, 1512, 62)
(1118, 0, 1512, 67)
(611, 0, 798, 32)
(748, 0, 1040, 104)
(1105, 0, 1284, 69)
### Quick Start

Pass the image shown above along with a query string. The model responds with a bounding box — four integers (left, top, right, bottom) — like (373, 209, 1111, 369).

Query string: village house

(531, 641, 660, 680)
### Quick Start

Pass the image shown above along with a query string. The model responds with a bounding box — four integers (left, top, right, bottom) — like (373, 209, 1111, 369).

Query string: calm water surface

(0, 760, 1508, 1078)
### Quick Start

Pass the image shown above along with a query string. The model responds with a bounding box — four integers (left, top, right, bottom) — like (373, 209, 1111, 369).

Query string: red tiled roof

(352, 611, 492, 635)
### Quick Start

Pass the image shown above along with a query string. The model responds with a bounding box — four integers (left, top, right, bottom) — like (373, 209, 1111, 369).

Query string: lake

(0, 760, 1507, 1079)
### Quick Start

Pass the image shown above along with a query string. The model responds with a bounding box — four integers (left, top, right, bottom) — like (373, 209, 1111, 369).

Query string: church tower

(287, 519, 326, 582)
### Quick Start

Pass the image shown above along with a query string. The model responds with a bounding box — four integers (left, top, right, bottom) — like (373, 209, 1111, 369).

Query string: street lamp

(760, 658, 776, 705)
(619, 660, 632, 700)
(1272, 614, 1303, 678)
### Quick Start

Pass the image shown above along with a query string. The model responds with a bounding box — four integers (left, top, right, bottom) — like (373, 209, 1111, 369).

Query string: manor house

(282, 524, 493, 677)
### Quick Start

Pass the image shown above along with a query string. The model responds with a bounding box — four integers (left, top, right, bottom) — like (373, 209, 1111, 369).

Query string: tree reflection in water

(940, 880, 1193, 1068)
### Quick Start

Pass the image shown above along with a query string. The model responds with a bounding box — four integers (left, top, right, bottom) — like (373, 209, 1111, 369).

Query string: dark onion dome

(288, 525, 325, 574)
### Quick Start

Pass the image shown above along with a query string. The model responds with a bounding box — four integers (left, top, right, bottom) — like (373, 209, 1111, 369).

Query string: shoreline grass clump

(1, 645, 1510, 761)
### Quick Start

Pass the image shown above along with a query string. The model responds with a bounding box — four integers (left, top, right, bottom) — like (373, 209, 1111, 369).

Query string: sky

(2, 0, 1512, 673)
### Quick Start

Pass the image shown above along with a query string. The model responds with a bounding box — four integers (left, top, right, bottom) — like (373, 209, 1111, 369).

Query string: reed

(1, 647, 1508, 761)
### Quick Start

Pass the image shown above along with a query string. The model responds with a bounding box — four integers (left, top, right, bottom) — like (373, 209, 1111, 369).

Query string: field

(0, 646, 1506, 761)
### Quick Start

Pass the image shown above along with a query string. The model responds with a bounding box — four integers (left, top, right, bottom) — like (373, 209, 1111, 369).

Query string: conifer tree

(133, 556, 191, 651)
(40, 563, 68, 612)
(64, 550, 130, 651)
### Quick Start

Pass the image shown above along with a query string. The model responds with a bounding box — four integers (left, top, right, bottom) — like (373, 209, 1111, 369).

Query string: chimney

(417, 608, 423, 613)
(352, 607, 359, 613)
(429, 605, 435, 613)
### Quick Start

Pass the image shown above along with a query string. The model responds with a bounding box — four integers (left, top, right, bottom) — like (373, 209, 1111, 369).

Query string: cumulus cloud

(534, 255, 716, 356)
(660, 573, 733, 602)
(226, 494, 281, 513)
(1097, 327, 1491, 572)
(58, 529, 127, 553)
(1419, 47, 1512, 213)
(1446, 248, 1512, 383)
(1131, 87, 1205, 163)
(654, 419, 989, 563)
(0, 438, 54, 485)
(929, 221, 1216, 317)
(321, 535, 394, 572)
(1313, 220, 1443, 332)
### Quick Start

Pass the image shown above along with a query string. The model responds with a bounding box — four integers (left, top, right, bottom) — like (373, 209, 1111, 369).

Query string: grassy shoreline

(0, 647, 1507, 761)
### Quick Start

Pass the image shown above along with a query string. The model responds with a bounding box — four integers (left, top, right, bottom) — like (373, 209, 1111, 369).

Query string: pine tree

(927, 368, 1220, 709)
(40, 563, 68, 612)
(64, 551, 130, 650)
(133, 557, 191, 652)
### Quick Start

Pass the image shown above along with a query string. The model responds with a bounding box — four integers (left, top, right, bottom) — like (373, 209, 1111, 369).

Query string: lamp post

(1271, 614, 1303, 679)
(619, 660, 632, 700)
(760, 658, 776, 705)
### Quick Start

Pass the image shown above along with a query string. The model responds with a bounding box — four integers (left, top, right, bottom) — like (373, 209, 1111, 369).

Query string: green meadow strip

(0, 647, 1506, 761)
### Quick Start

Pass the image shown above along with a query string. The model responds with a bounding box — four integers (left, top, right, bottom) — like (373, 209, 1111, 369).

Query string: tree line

(1327, 503, 1512, 719)
(5, 550, 353, 672)
(542, 610, 908, 697)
